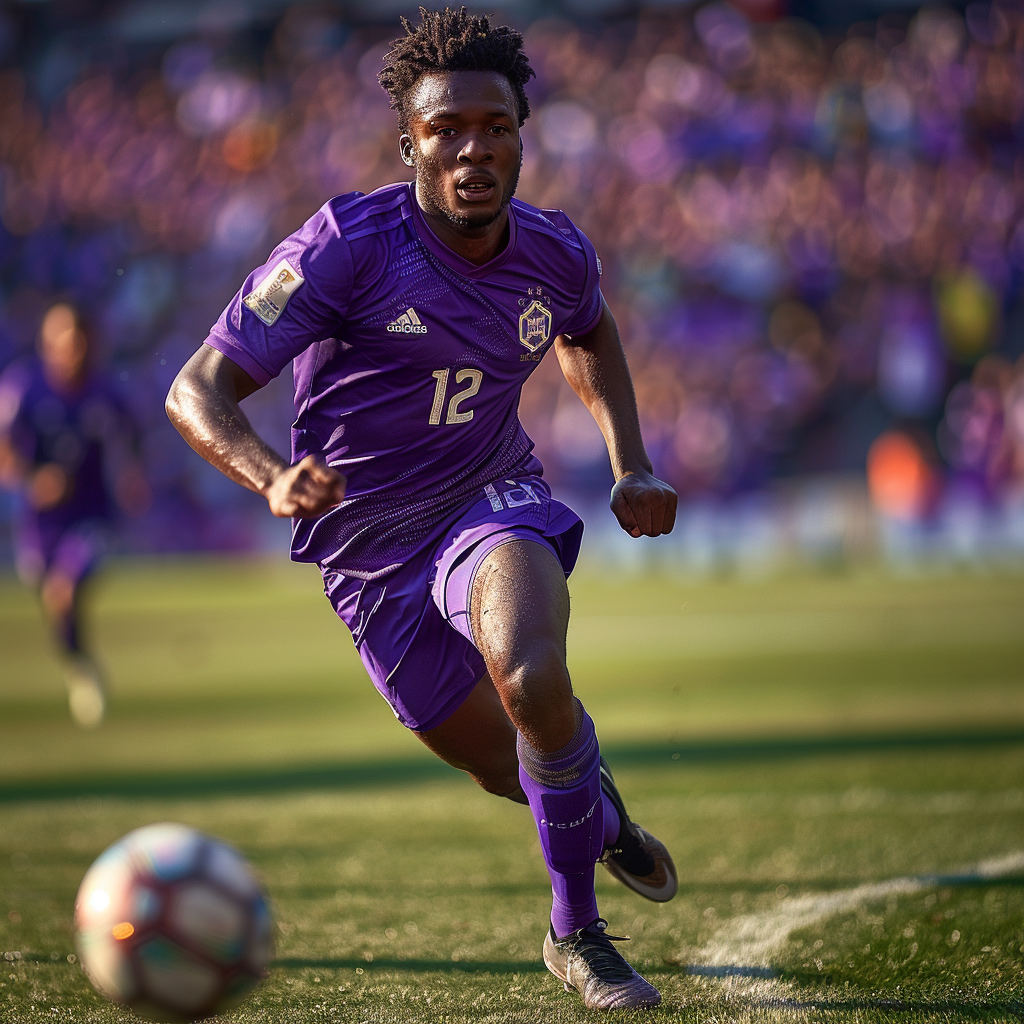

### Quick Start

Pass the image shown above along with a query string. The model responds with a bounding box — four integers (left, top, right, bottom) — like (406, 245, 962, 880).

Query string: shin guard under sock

(517, 699, 604, 938)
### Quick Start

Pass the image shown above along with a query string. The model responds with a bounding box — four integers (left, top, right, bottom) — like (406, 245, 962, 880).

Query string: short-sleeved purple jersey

(0, 359, 128, 533)
(205, 182, 603, 579)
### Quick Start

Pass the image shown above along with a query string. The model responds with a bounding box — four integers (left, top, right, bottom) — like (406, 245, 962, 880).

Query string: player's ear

(400, 134, 415, 167)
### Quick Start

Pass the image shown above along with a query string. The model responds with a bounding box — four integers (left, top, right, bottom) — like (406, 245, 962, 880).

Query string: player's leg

(319, 503, 669, 1006)
(467, 540, 599, 928)
(430, 517, 677, 903)
(39, 568, 82, 653)
(417, 674, 677, 900)
(40, 527, 106, 728)
(467, 538, 660, 1009)
(39, 567, 104, 728)
(415, 672, 526, 803)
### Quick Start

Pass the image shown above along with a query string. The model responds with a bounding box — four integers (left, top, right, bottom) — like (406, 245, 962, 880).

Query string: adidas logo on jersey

(387, 308, 428, 334)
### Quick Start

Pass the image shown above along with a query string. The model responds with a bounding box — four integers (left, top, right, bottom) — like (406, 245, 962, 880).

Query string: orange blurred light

(222, 121, 278, 174)
(867, 431, 936, 521)
(111, 922, 135, 940)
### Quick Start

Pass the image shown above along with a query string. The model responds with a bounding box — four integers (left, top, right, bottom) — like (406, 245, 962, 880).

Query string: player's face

(403, 71, 521, 232)
(39, 305, 89, 387)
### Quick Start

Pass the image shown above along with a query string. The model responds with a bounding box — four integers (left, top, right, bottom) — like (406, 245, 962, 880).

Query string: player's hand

(264, 455, 346, 519)
(29, 463, 71, 510)
(610, 469, 677, 538)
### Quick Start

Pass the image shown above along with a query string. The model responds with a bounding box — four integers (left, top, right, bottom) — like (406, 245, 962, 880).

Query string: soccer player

(0, 302, 147, 727)
(166, 7, 678, 1010)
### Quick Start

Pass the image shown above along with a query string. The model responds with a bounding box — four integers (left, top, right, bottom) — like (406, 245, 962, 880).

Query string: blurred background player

(0, 302, 148, 727)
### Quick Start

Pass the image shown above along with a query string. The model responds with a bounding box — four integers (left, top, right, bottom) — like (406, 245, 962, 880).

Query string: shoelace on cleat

(562, 922, 635, 983)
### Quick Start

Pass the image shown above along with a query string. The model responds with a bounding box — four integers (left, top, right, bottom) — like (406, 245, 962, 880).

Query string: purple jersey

(0, 359, 129, 533)
(206, 182, 603, 579)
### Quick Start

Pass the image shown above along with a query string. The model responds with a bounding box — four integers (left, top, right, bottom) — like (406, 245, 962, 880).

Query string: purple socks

(517, 699, 617, 938)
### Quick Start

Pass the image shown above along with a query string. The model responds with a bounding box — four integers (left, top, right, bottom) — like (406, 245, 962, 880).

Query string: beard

(415, 150, 521, 230)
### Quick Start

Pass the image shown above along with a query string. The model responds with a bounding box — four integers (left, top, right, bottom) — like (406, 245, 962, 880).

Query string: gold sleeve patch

(242, 258, 304, 326)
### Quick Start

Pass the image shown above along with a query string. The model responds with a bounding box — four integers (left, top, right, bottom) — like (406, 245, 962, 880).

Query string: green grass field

(2, 559, 1023, 1023)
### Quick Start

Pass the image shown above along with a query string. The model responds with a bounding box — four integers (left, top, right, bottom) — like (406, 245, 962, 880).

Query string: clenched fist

(610, 470, 677, 538)
(264, 455, 346, 519)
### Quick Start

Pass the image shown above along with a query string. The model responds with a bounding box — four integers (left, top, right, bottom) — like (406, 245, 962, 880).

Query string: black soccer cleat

(542, 918, 661, 1010)
(599, 757, 678, 903)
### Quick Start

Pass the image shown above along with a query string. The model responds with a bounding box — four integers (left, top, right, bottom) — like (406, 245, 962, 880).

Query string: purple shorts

(321, 476, 583, 732)
(14, 517, 108, 589)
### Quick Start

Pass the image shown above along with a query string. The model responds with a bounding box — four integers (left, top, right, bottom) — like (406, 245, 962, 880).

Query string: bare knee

(494, 640, 576, 752)
(468, 540, 576, 752)
(496, 638, 569, 712)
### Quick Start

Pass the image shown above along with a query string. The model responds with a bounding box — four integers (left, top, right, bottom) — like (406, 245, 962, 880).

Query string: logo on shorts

(518, 300, 552, 353)
(387, 308, 428, 334)
(483, 480, 542, 511)
(242, 258, 304, 326)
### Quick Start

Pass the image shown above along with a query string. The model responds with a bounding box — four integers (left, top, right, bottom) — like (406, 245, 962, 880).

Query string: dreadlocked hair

(378, 6, 535, 129)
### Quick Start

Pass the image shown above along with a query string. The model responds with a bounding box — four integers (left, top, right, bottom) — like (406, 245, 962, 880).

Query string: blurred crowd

(1, 2, 1023, 554)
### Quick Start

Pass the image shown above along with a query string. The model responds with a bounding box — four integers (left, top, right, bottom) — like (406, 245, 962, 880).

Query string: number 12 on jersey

(429, 368, 483, 425)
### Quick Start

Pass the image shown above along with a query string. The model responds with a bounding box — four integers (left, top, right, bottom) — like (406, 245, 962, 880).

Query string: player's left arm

(554, 297, 677, 538)
(0, 372, 34, 495)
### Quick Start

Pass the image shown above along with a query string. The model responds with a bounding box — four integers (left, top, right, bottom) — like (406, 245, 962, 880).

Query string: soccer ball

(74, 823, 273, 1022)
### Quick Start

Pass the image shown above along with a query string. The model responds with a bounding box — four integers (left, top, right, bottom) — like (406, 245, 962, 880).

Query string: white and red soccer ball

(74, 823, 273, 1022)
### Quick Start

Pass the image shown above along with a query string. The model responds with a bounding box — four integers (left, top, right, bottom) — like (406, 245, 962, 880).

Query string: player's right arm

(167, 203, 354, 519)
(0, 365, 65, 508)
(166, 346, 344, 520)
(0, 367, 28, 493)
(0, 432, 73, 510)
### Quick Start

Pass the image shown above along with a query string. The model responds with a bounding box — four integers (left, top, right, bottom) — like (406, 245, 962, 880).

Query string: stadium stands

(0, 3, 1022, 558)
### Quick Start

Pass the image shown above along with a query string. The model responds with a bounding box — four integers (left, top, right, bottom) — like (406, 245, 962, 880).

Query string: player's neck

(415, 199, 511, 267)
(44, 366, 88, 396)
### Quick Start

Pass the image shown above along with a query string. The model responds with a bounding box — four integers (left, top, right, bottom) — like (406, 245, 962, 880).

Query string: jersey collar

(408, 182, 518, 279)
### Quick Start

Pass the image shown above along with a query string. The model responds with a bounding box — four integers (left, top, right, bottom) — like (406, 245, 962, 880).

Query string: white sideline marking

(692, 850, 1024, 971)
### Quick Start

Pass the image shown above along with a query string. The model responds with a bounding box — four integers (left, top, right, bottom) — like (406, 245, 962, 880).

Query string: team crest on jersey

(242, 258, 304, 326)
(387, 308, 428, 334)
(518, 300, 552, 352)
